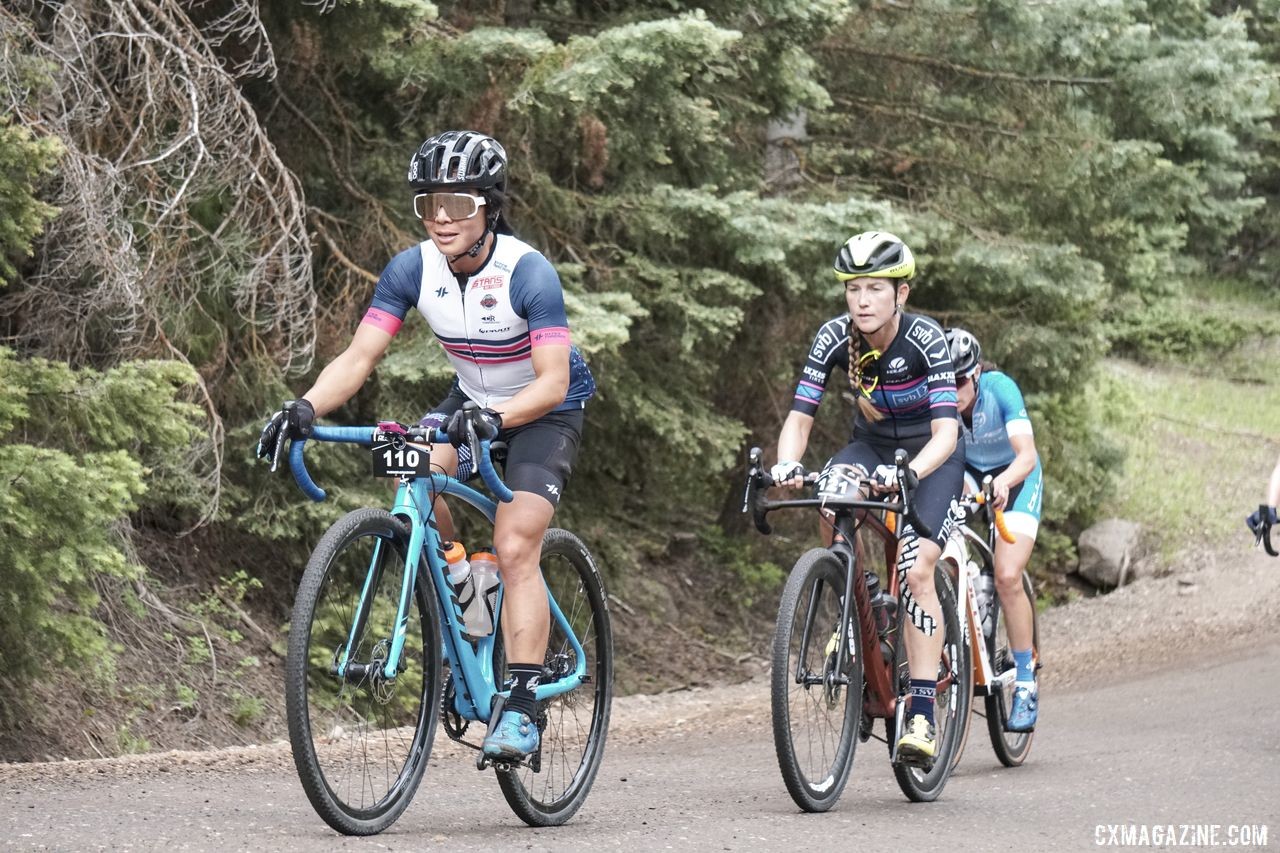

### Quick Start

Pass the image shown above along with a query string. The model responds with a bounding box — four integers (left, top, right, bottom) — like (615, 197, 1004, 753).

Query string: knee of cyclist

(493, 536, 539, 576)
(904, 562, 937, 597)
(994, 568, 1023, 595)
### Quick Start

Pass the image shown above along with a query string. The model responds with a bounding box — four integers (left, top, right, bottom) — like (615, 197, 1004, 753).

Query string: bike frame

(745, 458, 955, 724)
(944, 523, 1014, 697)
(291, 425, 588, 724)
(944, 470, 1021, 697)
(826, 508, 902, 720)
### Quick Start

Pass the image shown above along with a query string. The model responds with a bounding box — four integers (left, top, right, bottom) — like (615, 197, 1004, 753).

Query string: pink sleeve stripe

(529, 326, 571, 347)
(361, 308, 403, 336)
(798, 380, 824, 391)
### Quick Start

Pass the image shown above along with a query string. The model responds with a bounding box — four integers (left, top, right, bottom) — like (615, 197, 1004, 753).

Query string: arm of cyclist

(772, 410, 815, 488)
(870, 416, 957, 495)
(901, 412, 962, 481)
(304, 324, 393, 417)
(484, 344, 570, 429)
(256, 323, 393, 467)
(990, 432, 1038, 511)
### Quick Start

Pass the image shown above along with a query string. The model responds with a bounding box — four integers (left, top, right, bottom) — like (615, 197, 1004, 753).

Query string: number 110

(383, 448, 420, 468)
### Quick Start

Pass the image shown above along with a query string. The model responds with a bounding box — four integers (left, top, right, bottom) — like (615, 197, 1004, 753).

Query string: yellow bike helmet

(833, 231, 915, 281)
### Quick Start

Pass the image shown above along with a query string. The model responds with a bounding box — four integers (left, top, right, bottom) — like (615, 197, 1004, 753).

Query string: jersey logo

(811, 330, 837, 360)
(471, 275, 504, 290)
(546, 483, 560, 497)
(927, 344, 948, 365)
(888, 356, 906, 371)
(908, 321, 936, 347)
(435, 286, 448, 298)
(480, 294, 498, 309)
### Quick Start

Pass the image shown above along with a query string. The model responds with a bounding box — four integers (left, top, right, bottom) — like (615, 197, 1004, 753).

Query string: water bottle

(443, 541, 472, 626)
(444, 540, 470, 587)
(865, 570, 893, 637)
(462, 550, 501, 637)
(974, 565, 995, 639)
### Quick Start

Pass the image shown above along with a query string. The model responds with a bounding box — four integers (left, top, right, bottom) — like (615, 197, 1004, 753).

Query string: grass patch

(1098, 359, 1279, 558)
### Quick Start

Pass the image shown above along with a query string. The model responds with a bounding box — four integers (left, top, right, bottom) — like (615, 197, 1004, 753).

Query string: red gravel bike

(744, 447, 972, 812)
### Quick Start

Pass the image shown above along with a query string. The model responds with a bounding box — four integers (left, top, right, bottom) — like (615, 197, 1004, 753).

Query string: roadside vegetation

(0, 0, 1276, 758)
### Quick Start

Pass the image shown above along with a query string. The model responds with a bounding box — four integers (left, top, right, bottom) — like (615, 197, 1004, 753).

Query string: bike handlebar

(743, 446, 932, 540)
(288, 405, 514, 504)
(1253, 504, 1278, 557)
(974, 478, 1017, 545)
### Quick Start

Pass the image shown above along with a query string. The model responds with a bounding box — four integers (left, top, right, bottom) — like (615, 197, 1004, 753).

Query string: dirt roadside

(2, 535, 1274, 785)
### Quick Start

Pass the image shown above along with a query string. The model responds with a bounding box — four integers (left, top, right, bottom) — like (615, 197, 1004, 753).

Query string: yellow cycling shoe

(897, 713, 936, 763)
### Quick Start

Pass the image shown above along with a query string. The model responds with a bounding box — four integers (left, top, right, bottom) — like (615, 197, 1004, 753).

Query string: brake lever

(894, 448, 932, 541)
(745, 446, 773, 535)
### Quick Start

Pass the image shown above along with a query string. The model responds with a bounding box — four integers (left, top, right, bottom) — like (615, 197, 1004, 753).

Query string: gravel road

(3, 543, 1277, 852)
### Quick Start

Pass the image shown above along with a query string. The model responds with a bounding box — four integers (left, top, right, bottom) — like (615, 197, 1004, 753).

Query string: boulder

(1077, 518, 1143, 589)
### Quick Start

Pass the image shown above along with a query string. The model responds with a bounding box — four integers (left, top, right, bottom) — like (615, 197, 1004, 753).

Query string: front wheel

(285, 508, 442, 836)
(496, 528, 613, 826)
(771, 548, 862, 813)
(986, 572, 1039, 766)
(892, 561, 973, 802)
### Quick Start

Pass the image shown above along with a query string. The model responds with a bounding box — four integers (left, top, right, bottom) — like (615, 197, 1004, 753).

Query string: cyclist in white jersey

(946, 328, 1042, 730)
(257, 130, 594, 759)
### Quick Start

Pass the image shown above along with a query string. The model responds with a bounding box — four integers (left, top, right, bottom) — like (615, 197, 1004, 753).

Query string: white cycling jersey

(362, 234, 595, 410)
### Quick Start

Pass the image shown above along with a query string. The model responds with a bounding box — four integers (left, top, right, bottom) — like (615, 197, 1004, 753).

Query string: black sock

(505, 662, 542, 719)
(909, 679, 936, 726)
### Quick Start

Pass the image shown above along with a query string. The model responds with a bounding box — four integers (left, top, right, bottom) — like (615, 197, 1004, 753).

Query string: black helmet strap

(446, 199, 502, 264)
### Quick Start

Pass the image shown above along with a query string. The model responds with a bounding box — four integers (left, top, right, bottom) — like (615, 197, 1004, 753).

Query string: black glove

(256, 398, 315, 472)
(1246, 505, 1278, 535)
(444, 407, 502, 448)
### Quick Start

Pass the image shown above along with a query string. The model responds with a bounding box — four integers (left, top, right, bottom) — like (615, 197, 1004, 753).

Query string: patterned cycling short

(421, 388, 582, 508)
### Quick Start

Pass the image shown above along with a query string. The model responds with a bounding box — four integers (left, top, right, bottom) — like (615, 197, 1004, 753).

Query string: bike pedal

(897, 751, 936, 772)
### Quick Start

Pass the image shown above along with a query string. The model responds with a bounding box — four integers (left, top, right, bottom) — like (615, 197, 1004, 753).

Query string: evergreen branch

(833, 95, 1023, 138)
(819, 45, 1113, 86)
(270, 79, 415, 248)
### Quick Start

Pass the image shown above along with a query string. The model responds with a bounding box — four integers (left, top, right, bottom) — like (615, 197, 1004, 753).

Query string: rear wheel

(771, 548, 862, 813)
(892, 562, 973, 802)
(285, 509, 441, 836)
(986, 572, 1038, 766)
(496, 529, 613, 826)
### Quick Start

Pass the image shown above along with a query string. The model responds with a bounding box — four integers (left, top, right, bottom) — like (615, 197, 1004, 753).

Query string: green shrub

(0, 349, 202, 698)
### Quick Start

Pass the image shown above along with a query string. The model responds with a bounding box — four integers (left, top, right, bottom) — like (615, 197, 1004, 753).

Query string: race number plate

(371, 431, 431, 478)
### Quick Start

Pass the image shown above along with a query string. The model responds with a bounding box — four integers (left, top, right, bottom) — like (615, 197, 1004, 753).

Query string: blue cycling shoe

(1007, 682, 1038, 732)
(482, 710, 540, 759)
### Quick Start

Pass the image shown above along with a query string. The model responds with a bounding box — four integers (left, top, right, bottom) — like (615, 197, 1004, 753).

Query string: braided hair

(847, 321, 884, 422)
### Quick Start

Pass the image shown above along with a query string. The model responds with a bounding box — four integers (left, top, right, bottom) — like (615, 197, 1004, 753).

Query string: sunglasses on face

(413, 192, 487, 220)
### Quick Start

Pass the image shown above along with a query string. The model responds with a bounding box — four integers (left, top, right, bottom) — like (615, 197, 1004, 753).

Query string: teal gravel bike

(282, 403, 612, 835)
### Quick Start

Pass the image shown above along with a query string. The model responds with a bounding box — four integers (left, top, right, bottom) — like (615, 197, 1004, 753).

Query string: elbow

(548, 372, 570, 407)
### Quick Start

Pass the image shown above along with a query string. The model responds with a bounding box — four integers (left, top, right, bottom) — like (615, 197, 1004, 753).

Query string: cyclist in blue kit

(256, 130, 594, 760)
(946, 327, 1043, 731)
(771, 231, 964, 763)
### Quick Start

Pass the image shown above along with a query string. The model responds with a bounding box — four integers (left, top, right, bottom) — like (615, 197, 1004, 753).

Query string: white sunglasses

(413, 192, 487, 220)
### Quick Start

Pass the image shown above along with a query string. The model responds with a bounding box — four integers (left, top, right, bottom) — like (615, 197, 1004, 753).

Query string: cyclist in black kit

(770, 231, 964, 763)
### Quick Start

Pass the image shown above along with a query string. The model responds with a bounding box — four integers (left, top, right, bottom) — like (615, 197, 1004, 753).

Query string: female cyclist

(946, 327, 1043, 731)
(771, 231, 964, 763)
